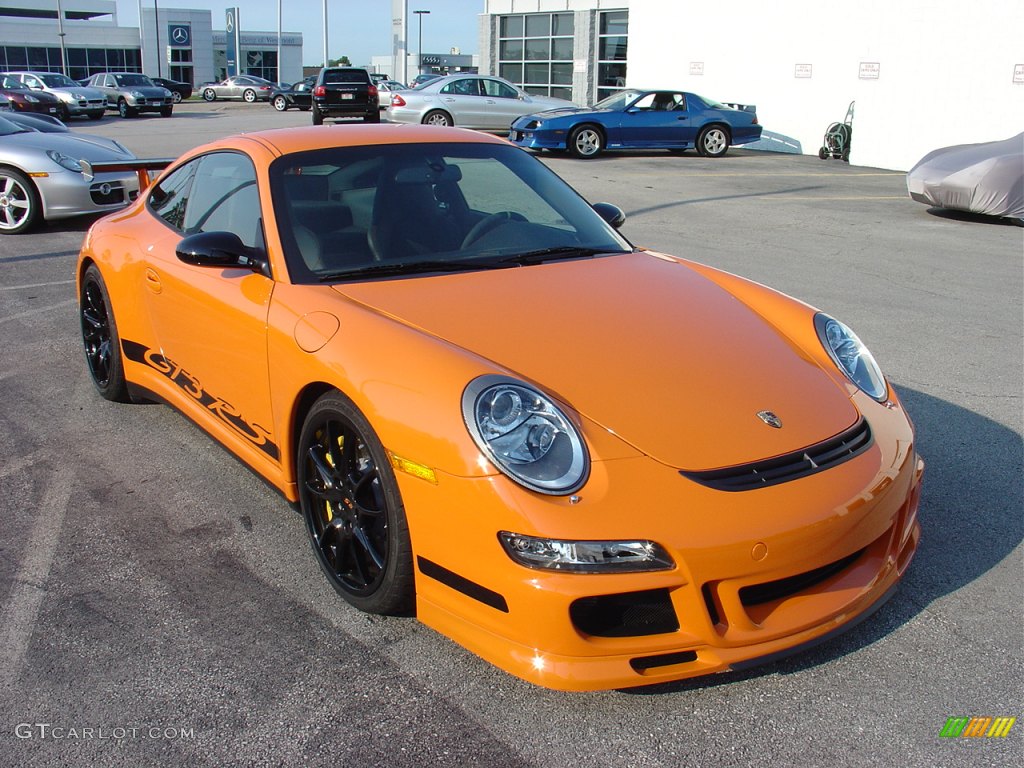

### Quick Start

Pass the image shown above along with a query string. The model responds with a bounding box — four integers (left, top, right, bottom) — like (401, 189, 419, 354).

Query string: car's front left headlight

(463, 375, 589, 495)
(815, 313, 888, 401)
(46, 150, 83, 173)
(24, 94, 39, 103)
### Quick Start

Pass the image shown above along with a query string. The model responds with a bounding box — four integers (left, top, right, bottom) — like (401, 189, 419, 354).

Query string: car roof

(189, 124, 508, 159)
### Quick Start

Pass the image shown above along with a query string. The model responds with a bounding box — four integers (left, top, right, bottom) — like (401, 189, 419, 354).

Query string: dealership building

(0, 0, 304, 86)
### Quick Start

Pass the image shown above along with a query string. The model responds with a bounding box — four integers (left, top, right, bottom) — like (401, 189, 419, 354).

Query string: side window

(148, 160, 199, 230)
(182, 152, 262, 249)
(482, 80, 517, 99)
(632, 93, 657, 110)
(441, 79, 479, 96)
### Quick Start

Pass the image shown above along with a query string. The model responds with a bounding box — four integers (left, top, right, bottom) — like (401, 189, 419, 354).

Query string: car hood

(333, 252, 859, 470)
(527, 106, 608, 120)
(5, 131, 133, 161)
(54, 86, 104, 100)
(521, 95, 577, 111)
(120, 86, 169, 98)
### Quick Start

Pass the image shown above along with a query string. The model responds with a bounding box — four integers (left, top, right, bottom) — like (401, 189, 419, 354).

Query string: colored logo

(940, 716, 1016, 738)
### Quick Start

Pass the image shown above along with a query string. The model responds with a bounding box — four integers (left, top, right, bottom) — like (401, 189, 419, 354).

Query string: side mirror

(592, 202, 626, 229)
(176, 231, 270, 276)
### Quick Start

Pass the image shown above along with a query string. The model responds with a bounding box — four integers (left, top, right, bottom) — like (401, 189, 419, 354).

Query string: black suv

(311, 68, 379, 125)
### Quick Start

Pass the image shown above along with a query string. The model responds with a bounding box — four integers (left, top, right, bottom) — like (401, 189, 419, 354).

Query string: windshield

(593, 90, 642, 110)
(115, 74, 154, 87)
(0, 116, 29, 136)
(270, 142, 631, 284)
(39, 74, 79, 88)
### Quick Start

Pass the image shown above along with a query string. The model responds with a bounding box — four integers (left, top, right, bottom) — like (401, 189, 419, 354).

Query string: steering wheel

(460, 211, 527, 249)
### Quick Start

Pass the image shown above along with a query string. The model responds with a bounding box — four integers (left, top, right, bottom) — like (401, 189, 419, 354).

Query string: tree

(327, 56, 351, 67)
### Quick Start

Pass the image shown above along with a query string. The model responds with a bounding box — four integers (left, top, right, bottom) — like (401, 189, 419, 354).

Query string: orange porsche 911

(77, 125, 922, 691)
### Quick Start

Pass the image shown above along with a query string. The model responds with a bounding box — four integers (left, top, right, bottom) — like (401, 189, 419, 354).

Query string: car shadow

(924, 207, 1024, 226)
(623, 185, 827, 216)
(620, 385, 1023, 695)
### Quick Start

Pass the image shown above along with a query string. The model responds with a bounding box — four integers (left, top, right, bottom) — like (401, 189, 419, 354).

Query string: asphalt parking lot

(1, 102, 1021, 766)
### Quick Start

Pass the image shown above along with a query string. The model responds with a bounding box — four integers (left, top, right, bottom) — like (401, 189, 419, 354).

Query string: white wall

(627, 0, 1024, 170)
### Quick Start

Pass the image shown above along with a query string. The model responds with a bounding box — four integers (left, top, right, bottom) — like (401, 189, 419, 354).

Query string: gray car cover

(906, 133, 1023, 219)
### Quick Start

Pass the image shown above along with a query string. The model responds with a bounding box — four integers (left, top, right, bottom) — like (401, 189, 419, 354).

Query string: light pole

(322, 0, 328, 67)
(55, 0, 68, 75)
(413, 10, 430, 75)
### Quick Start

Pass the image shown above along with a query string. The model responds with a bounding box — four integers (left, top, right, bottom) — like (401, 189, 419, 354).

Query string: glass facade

(245, 50, 278, 82)
(596, 11, 628, 102)
(0, 46, 141, 81)
(497, 12, 574, 101)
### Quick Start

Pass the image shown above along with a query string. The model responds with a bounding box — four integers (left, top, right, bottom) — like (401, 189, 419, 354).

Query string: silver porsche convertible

(0, 114, 139, 234)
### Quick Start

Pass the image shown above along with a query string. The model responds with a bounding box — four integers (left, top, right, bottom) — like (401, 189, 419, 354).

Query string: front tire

(160, 106, 173, 118)
(118, 99, 137, 119)
(203, 88, 216, 102)
(697, 125, 730, 157)
(298, 392, 414, 615)
(243, 89, 257, 103)
(422, 109, 453, 127)
(568, 124, 603, 158)
(80, 264, 130, 403)
(0, 169, 41, 235)
(272, 95, 288, 111)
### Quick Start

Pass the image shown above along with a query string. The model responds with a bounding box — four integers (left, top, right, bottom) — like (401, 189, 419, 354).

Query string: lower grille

(630, 651, 698, 672)
(739, 548, 865, 607)
(570, 588, 679, 638)
(680, 418, 873, 492)
(90, 182, 126, 205)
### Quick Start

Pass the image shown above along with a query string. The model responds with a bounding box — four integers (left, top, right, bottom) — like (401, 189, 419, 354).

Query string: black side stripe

(417, 556, 510, 613)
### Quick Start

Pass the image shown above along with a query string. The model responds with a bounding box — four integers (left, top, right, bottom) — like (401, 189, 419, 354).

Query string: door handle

(443, 98, 455, 103)
(145, 268, 162, 294)
(486, 100, 496, 104)
(677, 116, 688, 120)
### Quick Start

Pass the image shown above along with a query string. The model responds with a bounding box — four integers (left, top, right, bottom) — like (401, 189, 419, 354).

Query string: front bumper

(126, 96, 174, 112)
(36, 169, 140, 220)
(62, 98, 105, 117)
(398, 394, 922, 691)
(509, 123, 566, 151)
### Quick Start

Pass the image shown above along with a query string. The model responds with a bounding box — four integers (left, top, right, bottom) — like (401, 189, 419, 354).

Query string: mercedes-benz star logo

(172, 27, 189, 44)
(226, 14, 234, 33)
(756, 410, 783, 428)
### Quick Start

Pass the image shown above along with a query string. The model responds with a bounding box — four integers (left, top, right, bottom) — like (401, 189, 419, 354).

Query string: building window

(0, 46, 142, 81)
(596, 10, 628, 102)
(497, 12, 574, 101)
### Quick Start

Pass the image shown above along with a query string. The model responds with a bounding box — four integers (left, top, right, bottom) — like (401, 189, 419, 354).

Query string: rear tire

(697, 125, 730, 157)
(243, 89, 257, 103)
(171, 91, 183, 104)
(80, 264, 130, 403)
(364, 111, 380, 123)
(312, 105, 324, 125)
(422, 110, 453, 127)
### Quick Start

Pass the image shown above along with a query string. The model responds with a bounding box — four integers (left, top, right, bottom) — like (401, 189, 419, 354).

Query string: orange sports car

(77, 125, 922, 691)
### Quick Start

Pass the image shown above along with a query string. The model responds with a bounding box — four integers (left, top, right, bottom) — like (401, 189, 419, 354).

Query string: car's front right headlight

(463, 375, 589, 495)
(46, 150, 83, 173)
(814, 313, 888, 401)
(24, 94, 39, 103)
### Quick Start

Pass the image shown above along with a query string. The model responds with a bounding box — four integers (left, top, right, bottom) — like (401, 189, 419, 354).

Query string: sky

(115, 0, 484, 67)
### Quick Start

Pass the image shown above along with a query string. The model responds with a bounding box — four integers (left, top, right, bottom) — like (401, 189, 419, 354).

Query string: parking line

(0, 299, 76, 325)
(0, 465, 75, 685)
(0, 280, 75, 291)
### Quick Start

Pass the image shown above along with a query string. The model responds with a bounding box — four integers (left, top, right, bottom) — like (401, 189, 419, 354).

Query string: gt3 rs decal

(121, 339, 280, 460)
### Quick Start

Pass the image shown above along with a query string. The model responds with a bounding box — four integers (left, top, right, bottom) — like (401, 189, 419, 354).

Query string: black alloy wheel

(80, 264, 130, 402)
(298, 392, 414, 615)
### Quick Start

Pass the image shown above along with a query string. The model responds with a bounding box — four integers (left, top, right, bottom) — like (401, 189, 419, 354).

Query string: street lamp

(413, 10, 430, 74)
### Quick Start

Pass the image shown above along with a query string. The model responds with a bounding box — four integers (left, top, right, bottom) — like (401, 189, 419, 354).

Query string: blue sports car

(509, 89, 762, 159)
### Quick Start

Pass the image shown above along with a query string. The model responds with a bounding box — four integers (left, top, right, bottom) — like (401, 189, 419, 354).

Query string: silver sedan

(0, 114, 138, 234)
(386, 74, 575, 131)
(201, 76, 275, 103)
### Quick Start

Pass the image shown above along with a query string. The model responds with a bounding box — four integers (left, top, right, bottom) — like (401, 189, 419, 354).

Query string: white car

(387, 74, 574, 131)
(5, 71, 106, 120)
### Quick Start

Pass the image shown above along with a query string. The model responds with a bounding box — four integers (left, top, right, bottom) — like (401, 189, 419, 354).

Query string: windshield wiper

(495, 246, 625, 266)
(318, 259, 512, 282)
